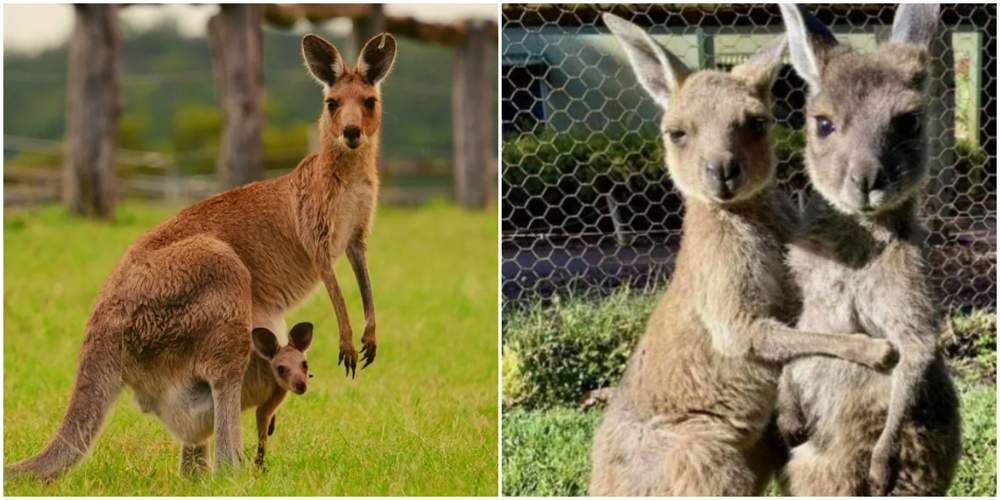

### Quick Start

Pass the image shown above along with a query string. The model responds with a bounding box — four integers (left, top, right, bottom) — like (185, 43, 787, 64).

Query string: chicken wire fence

(501, 4, 997, 311)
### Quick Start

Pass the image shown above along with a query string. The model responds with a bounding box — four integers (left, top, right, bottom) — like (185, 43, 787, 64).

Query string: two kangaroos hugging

(6, 32, 397, 480)
(591, 4, 960, 497)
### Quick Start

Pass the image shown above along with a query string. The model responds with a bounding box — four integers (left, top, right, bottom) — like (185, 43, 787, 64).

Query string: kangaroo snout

(343, 126, 362, 148)
(845, 160, 888, 210)
(703, 158, 746, 199)
(293, 382, 306, 395)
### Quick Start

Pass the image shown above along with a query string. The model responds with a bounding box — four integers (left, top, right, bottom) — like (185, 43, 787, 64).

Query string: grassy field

(3, 201, 498, 496)
(502, 289, 997, 497)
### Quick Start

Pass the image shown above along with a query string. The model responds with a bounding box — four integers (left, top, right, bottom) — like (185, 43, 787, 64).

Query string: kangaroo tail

(5, 335, 123, 480)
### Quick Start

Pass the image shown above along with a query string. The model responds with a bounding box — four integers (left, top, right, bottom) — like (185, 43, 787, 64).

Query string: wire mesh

(501, 4, 996, 311)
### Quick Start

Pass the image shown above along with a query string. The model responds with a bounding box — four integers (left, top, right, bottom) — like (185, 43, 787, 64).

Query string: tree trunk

(453, 20, 492, 209)
(353, 4, 386, 55)
(209, 4, 264, 190)
(63, 4, 120, 220)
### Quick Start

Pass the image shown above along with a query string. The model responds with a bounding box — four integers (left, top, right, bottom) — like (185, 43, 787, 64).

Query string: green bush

(952, 138, 993, 215)
(941, 308, 997, 385)
(500, 125, 810, 235)
(502, 288, 659, 410)
(501, 129, 678, 234)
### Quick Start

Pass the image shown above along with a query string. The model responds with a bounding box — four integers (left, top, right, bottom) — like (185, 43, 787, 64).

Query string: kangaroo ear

(779, 4, 838, 95)
(731, 36, 787, 98)
(603, 13, 691, 110)
(890, 4, 940, 47)
(252, 328, 279, 360)
(303, 34, 346, 88)
(357, 33, 397, 86)
(289, 322, 313, 353)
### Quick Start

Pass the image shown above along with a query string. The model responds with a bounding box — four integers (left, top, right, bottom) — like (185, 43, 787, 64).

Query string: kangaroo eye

(815, 116, 835, 138)
(326, 99, 338, 112)
(747, 117, 768, 137)
(666, 129, 687, 146)
(895, 112, 922, 135)
(364, 97, 376, 110)
(277, 366, 286, 375)
(302, 361, 308, 370)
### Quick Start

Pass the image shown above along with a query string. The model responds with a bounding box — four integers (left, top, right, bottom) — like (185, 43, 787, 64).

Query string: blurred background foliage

(4, 19, 499, 174)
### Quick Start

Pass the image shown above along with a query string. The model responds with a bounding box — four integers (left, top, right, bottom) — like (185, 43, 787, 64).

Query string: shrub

(941, 308, 997, 385)
(500, 125, 810, 236)
(502, 287, 659, 410)
(502, 345, 528, 407)
(501, 129, 679, 236)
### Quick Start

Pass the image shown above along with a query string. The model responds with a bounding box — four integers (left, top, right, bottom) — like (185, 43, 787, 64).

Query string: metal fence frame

(501, 4, 996, 311)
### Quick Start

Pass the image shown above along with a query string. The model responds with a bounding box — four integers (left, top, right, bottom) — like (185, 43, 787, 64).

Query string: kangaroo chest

(324, 178, 377, 258)
(788, 237, 922, 338)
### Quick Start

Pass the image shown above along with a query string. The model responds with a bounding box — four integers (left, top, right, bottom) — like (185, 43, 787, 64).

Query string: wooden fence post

(209, 4, 264, 190)
(353, 4, 386, 54)
(453, 19, 491, 208)
(63, 4, 120, 220)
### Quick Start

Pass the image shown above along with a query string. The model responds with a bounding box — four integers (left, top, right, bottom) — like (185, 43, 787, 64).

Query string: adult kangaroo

(5, 32, 395, 480)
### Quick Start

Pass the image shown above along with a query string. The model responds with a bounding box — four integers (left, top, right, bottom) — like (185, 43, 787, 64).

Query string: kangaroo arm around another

(747, 319, 898, 370)
(700, 302, 898, 369)
(346, 235, 377, 369)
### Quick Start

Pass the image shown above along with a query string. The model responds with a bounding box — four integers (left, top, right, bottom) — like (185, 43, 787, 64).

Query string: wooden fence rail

(3, 156, 496, 208)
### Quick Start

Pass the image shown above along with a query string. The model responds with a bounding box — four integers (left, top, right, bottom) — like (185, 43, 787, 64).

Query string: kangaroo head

(780, 4, 939, 215)
(605, 13, 786, 205)
(302, 33, 397, 152)
(252, 322, 313, 395)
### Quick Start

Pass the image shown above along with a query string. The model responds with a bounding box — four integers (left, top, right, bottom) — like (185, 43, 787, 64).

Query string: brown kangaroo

(151, 322, 312, 473)
(776, 5, 961, 495)
(589, 14, 899, 496)
(4, 33, 395, 480)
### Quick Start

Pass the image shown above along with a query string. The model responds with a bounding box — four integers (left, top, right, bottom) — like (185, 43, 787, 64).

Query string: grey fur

(777, 4, 960, 496)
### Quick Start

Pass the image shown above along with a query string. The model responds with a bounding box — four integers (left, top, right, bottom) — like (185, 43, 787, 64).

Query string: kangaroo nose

(343, 126, 361, 141)
(295, 382, 306, 394)
(705, 160, 743, 183)
(850, 171, 869, 194)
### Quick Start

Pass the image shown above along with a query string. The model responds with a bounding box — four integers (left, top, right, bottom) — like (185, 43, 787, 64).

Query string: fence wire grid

(501, 3, 997, 311)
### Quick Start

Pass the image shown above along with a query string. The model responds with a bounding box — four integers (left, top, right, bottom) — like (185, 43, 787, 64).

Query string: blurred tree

(64, 4, 121, 220)
(3, 15, 498, 165)
(209, 4, 264, 189)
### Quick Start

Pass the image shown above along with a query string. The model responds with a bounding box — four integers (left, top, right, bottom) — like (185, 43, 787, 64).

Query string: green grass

(501, 291, 997, 497)
(4, 202, 499, 496)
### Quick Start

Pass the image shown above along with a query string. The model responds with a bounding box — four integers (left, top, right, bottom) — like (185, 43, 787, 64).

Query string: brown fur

(776, 5, 961, 496)
(4, 33, 396, 480)
(589, 15, 898, 496)
(168, 322, 313, 474)
(245, 323, 312, 470)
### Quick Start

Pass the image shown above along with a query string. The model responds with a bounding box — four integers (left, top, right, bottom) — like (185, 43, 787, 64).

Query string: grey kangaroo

(776, 4, 961, 496)
(588, 14, 899, 496)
